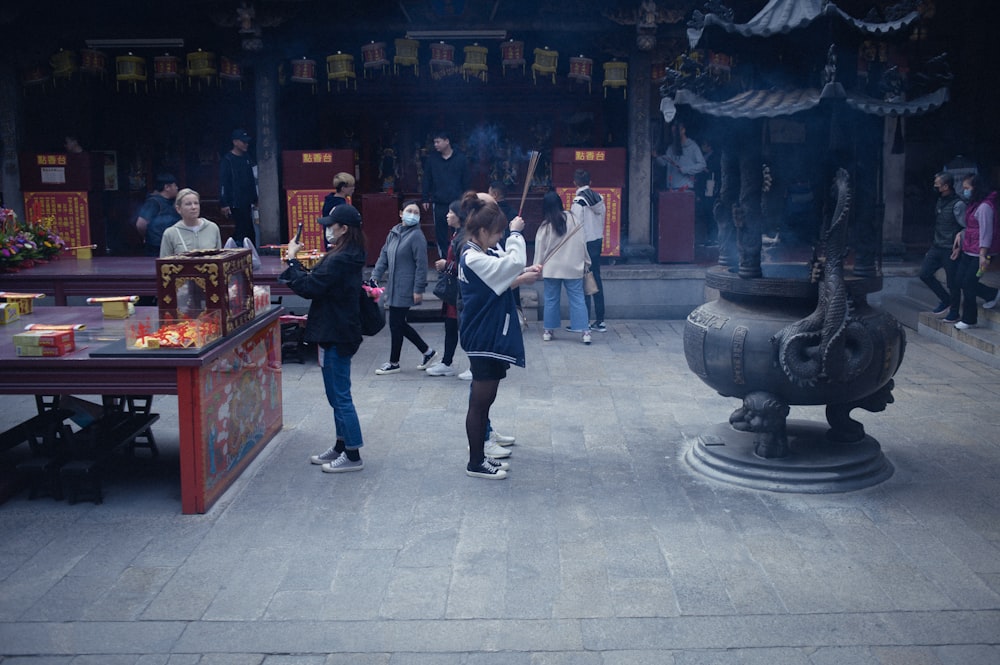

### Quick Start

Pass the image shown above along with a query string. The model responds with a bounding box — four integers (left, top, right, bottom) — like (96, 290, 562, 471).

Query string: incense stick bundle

(86, 296, 139, 304)
(63, 244, 98, 251)
(24, 323, 88, 331)
(518, 150, 540, 216)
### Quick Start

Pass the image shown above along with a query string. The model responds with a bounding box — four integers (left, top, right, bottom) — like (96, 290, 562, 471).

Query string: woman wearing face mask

(159, 188, 222, 257)
(949, 174, 1000, 329)
(370, 200, 436, 375)
(282, 205, 368, 472)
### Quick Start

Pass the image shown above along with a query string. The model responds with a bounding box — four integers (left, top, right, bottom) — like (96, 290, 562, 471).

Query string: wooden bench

(59, 411, 161, 505)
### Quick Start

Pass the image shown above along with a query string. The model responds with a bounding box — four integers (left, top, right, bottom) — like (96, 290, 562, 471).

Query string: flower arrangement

(0, 208, 66, 270)
(24, 215, 67, 259)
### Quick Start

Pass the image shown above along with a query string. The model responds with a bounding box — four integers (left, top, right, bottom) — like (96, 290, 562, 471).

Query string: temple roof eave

(687, 0, 921, 49)
(673, 86, 950, 119)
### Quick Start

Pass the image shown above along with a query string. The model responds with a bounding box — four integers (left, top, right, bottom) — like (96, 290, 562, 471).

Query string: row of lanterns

(287, 39, 629, 97)
(26, 41, 647, 98)
(23, 48, 243, 93)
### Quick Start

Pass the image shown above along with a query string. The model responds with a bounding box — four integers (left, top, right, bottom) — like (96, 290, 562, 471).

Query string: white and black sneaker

(310, 445, 341, 465)
(322, 453, 364, 473)
(375, 362, 400, 375)
(484, 456, 510, 471)
(466, 459, 507, 479)
(417, 349, 437, 370)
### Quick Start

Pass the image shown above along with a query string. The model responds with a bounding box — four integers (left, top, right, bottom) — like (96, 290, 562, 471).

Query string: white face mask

(325, 226, 337, 244)
(401, 212, 420, 226)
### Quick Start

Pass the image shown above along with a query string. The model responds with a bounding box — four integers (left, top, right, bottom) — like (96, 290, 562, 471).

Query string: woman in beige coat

(534, 190, 591, 344)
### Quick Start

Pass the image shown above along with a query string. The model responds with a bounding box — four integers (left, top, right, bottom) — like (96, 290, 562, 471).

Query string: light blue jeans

(321, 345, 364, 449)
(543, 277, 588, 331)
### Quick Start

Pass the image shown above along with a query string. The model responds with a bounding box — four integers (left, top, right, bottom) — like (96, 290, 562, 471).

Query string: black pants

(949, 252, 997, 322)
(585, 238, 605, 323)
(953, 253, 999, 324)
(431, 203, 450, 259)
(230, 206, 255, 247)
(918, 246, 955, 306)
(388, 306, 429, 363)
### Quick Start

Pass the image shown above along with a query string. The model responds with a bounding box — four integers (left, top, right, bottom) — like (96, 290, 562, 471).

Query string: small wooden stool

(59, 460, 103, 505)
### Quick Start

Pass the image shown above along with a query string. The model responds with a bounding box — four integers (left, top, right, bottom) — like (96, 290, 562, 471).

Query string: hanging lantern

(393, 38, 420, 77)
(531, 47, 558, 85)
(429, 42, 456, 79)
(361, 41, 389, 79)
(500, 39, 525, 77)
(50, 49, 78, 86)
(291, 57, 317, 93)
(79, 49, 107, 81)
(603, 60, 628, 98)
(461, 44, 488, 82)
(568, 55, 593, 93)
(220, 56, 243, 89)
(186, 49, 218, 90)
(326, 52, 357, 91)
(116, 53, 148, 93)
(153, 54, 181, 90)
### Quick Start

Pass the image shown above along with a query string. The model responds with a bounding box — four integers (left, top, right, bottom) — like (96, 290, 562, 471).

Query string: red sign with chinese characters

(23, 192, 91, 249)
(285, 190, 329, 253)
(556, 187, 622, 257)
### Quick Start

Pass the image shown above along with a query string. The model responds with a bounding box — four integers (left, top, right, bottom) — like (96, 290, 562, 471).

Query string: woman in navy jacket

(459, 192, 540, 479)
(282, 205, 368, 473)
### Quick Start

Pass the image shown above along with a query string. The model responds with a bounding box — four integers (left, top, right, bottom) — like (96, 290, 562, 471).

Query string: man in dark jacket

(219, 129, 258, 246)
(921, 172, 966, 316)
(135, 173, 180, 256)
(422, 130, 470, 258)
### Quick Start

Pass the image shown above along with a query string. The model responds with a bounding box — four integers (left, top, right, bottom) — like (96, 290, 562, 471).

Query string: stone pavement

(0, 319, 998, 664)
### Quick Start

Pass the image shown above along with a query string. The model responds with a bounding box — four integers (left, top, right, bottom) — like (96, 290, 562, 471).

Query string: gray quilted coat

(371, 223, 429, 308)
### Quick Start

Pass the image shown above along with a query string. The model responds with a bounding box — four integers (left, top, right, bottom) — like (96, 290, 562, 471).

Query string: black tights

(466, 379, 499, 465)
(442, 317, 458, 365)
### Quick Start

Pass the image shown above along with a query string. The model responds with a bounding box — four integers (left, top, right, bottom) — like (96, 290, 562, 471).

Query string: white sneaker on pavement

(425, 362, 456, 376)
(458, 369, 473, 380)
(490, 431, 515, 446)
(483, 440, 511, 458)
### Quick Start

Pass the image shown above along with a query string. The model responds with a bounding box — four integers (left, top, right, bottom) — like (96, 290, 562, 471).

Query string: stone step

(880, 293, 938, 330)
(917, 306, 1000, 369)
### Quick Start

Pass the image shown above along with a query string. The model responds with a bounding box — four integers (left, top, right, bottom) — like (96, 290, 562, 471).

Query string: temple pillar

(255, 61, 281, 245)
(881, 116, 906, 258)
(624, 47, 655, 263)
(0, 61, 24, 218)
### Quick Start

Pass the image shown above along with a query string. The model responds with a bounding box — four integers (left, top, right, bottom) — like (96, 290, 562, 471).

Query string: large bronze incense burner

(669, 0, 949, 492)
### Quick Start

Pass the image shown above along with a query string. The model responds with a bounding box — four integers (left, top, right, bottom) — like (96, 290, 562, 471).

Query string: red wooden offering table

(0, 305, 284, 514)
(0, 256, 295, 306)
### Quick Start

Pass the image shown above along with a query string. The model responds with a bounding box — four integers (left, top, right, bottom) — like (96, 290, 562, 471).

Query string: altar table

(0, 305, 283, 513)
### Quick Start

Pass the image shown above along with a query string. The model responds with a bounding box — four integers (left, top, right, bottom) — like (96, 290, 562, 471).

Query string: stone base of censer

(686, 420, 893, 493)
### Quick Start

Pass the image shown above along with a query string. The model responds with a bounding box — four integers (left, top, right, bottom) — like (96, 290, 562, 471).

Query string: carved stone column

(881, 117, 906, 259)
(255, 61, 280, 245)
(625, 47, 655, 263)
(0, 61, 24, 218)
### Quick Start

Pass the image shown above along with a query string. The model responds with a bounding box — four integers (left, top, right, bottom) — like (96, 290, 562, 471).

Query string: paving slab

(0, 320, 998, 661)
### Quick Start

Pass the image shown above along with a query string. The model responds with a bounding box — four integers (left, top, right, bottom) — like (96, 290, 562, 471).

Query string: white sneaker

(483, 440, 511, 459)
(955, 321, 975, 330)
(542, 330, 553, 341)
(582, 331, 592, 345)
(425, 362, 456, 376)
(984, 295, 999, 309)
(490, 431, 515, 446)
(458, 369, 473, 380)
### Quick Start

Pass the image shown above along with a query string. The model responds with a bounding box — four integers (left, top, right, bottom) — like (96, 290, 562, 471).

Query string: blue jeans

(321, 345, 364, 449)
(543, 277, 588, 331)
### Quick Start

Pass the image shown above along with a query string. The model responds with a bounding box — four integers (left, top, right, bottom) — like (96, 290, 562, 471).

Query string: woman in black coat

(282, 204, 368, 473)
